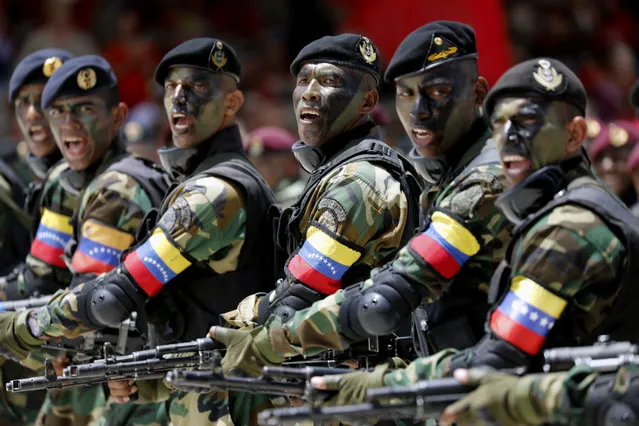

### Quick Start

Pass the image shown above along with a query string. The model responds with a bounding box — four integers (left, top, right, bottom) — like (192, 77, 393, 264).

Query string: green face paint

(491, 97, 570, 185)
(47, 93, 114, 170)
(163, 67, 229, 148)
(14, 83, 58, 158)
(293, 63, 369, 147)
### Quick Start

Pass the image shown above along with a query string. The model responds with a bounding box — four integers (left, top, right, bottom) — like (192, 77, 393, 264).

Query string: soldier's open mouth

(502, 154, 531, 177)
(411, 128, 434, 146)
(63, 137, 88, 157)
(299, 108, 321, 123)
(171, 113, 193, 134)
(29, 125, 48, 143)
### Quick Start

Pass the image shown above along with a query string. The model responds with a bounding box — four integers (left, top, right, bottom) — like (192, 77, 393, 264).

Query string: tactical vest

(412, 142, 501, 356)
(490, 176, 639, 351)
(0, 158, 31, 275)
(273, 138, 423, 286)
(143, 152, 278, 344)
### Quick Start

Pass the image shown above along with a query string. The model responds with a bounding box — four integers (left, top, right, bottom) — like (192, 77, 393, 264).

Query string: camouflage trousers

(169, 390, 272, 426)
(92, 397, 170, 426)
(35, 385, 106, 426)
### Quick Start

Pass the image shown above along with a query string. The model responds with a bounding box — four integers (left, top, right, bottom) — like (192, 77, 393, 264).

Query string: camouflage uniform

(255, 123, 510, 361)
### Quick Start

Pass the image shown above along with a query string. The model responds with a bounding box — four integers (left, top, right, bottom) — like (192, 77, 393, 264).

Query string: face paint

(395, 60, 477, 157)
(46, 93, 114, 170)
(293, 63, 369, 147)
(163, 67, 229, 148)
(491, 97, 570, 185)
(14, 83, 58, 158)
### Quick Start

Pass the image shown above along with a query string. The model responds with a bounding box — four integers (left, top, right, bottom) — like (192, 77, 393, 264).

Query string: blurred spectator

(122, 102, 166, 163)
(16, 0, 99, 60)
(102, 7, 161, 108)
(590, 120, 639, 206)
(244, 126, 306, 208)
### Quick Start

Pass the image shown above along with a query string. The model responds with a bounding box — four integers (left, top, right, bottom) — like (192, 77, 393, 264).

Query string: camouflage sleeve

(282, 161, 407, 295)
(487, 204, 625, 356)
(2, 167, 76, 300)
(31, 176, 246, 339)
(262, 164, 506, 356)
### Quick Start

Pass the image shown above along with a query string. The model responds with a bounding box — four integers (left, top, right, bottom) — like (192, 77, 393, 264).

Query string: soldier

(209, 21, 509, 379)
(308, 57, 639, 417)
(245, 126, 306, 208)
(0, 38, 279, 425)
(0, 54, 172, 425)
(589, 120, 638, 205)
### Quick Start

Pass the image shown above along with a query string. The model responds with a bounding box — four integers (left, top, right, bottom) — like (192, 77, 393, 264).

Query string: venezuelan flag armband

(287, 225, 362, 295)
(409, 210, 480, 279)
(123, 228, 192, 297)
(71, 219, 135, 274)
(489, 275, 567, 355)
(30, 209, 73, 268)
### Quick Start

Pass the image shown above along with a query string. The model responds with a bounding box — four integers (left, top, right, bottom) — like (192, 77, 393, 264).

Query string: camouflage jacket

(260, 120, 511, 357)
(27, 140, 165, 339)
(0, 160, 77, 300)
(382, 164, 627, 386)
(224, 124, 409, 328)
(31, 130, 253, 340)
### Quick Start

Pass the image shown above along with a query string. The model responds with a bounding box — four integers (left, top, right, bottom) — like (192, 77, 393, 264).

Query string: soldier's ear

(225, 90, 244, 116)
(565, 116, 587, 155)
(473, 77, 489, 107)
(360, 89, 378, 115)
(111, 102, 128, 133)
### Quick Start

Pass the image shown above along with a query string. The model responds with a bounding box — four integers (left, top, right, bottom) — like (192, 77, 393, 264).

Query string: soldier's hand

(108, 379, 137, 403)
(52, 354, 70, 376)
(208, 326, 285, 376)
(310, 363, 390, 406)
(0, 311, 44, 361)
(440, 368, 540, 426)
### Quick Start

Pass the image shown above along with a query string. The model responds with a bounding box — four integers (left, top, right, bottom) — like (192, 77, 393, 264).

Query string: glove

(208, 325, 285, 376)
(0, 311, 44, 361)
(312, 363, 391, 406)
(440, 368, 559, 426)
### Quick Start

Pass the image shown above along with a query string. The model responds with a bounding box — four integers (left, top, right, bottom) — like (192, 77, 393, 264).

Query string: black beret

(484, 57, 587, 118)
(630, 79, 639, 109)
(384, 21, 478, 82)
(290, 33, 381, 83)
(154, 38, 241, 84)
(9, 49, 73, 102)
(41, 55, 118, 109)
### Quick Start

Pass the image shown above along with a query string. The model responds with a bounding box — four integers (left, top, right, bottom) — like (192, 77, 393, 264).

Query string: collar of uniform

(58, 137, 127, 196)
(25, 149, 63, 180)
(410, 118, 488, 184)
(292, 120, 379, 173)
(158, 124, 244, 180)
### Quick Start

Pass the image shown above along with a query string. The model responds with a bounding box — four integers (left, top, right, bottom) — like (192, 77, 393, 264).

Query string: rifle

(165, 365, 352, 397)
(258, 335, 638, 425)
(39, 313, 145, 363)
(6, 338, 218, 392)
(0, 295, 52, 311)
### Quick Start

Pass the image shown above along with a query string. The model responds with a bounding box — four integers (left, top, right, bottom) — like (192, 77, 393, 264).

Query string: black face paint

(491, 98, 569, 186)
(293, 63, 370, 147)
(395, 60, 477, 157)
(164, 67, 229, 148)
(14, 83, 58, 158)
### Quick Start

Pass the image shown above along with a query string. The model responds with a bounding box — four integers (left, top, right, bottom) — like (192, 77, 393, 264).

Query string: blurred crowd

(1, 0, 639, 209)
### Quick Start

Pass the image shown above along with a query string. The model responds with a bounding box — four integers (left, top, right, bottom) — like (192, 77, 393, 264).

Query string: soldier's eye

(297, 78, 308, 85)
(396, 87, 413, 97)
(193, 83, 208, 93)
(48, 108, 62, 118)
(165, 82, 176, 90)
(79, 105, 96, 114)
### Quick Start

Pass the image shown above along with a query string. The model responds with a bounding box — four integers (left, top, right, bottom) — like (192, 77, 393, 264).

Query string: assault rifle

(40, 313, 144, 363)
(258, 336, 638, 425)
(165, 365, 352, 397)
(0, 295, 52, 311)
(6, 338, 217, 392)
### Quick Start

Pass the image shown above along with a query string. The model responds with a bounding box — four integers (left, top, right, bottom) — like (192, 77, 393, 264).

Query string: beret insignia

(358, 37, 377, 65)
(211, 41, 228, 69)
(533, 59, 563, 91)
(77, 68, 97, 90)
(43, 57, 63, 77)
